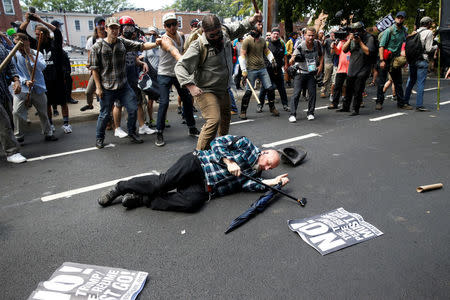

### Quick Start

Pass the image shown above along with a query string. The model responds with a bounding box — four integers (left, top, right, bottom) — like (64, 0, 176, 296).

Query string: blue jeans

(157, 75, 195, 132)
(404, 60, 428, 108)
(96, 84, 137, 139)
(246, 68, 273, 92)
(228, 88, 238, 112)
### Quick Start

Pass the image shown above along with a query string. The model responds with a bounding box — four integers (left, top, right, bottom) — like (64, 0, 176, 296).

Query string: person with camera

(403, 16, 437, 112)
(338, 22, 376, 115)
(376, 11, 411, 110)
(288, 27, 323, 122)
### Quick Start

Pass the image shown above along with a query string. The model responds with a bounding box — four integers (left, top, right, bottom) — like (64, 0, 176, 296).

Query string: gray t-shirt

(347, 32, 376, 77)
(323, 38, 334, 64)
(293, 40, 322, 74)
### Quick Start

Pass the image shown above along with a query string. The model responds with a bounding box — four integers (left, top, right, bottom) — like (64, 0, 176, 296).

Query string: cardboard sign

(288, 208, 383, 255)
(27, 262, 148, 300)
(376, 14, 395, 32)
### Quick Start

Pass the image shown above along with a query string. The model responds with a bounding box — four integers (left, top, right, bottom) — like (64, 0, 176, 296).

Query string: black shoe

(121, 193, 144, 209)
(155, 132, 165, 147)
(283, 105, 289, 111)
(129, 133, 144, 144)
(96, 138, 104, 149)
(349, 111, 360, 116)
(98, 185, 122, 207)
(45, 135, 58, 141)
(53, 110, 59, 116)
(337, 108, 350, 112)
(16, 137, 24, 143)
(328, 104, 338, 109)
(177, 106, 182, 114)
(80, 104, 94, 111)
(68, 98, 79, 104)
(189, 127, 200, 137)
(416, 106, 428, 112)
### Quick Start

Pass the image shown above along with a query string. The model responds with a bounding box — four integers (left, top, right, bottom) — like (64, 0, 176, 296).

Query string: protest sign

(27, 262, 148, 300)
(376, 14, 395, 32)
(288, 208, 383, 255)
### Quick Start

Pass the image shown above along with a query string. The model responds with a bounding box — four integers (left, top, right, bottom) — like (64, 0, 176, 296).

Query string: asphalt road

(1, 80, 449, 299)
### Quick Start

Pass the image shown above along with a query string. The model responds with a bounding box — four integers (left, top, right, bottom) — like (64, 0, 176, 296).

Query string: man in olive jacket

(175, 12, 262, 150)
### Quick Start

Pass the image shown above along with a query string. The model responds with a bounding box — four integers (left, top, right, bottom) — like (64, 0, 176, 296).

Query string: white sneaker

(307, 114, 315, 121)
(7, 153, 27, 164)
(50, 124, 56, 132)
(62, 124, 72, 133)
(138, 124, 156, 135)
(288, 115, 297, 123)
(114, 127, 128, 138)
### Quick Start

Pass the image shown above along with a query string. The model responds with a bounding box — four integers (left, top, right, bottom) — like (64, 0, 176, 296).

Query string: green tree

(170, 0, 240, 18)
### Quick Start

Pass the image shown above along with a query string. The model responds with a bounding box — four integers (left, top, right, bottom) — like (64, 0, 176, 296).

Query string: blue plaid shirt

(196, 135, 266, 197)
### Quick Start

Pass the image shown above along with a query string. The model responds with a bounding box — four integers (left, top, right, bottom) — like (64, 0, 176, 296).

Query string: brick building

(0, 0, 23, 32)
(113, 9, 210, 34)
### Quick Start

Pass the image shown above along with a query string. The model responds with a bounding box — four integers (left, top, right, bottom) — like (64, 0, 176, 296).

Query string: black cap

(277, 147, 307, 166)
(190, 18, 200, 26)
(94, 16, 106, 26)
(51, 20, 63, 27)
(396, 11, 406, 18)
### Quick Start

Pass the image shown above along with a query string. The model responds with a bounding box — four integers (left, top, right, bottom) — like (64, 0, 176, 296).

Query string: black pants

(259, 68, 288, 107)
(343, 74, 369, 112)
(234, 65, 242, 89)
(290, 73, 316, 116)
(117, 153, 209, 212)
(376, 60, 405, 106)
(331, 73, 347, 106)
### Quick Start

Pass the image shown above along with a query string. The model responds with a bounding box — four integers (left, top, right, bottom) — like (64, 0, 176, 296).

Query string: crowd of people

(0, 9, 448, 164)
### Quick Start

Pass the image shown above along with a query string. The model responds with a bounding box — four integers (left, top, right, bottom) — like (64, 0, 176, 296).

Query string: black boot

(98, 185, 122, 207)
(121, 193, 144, 209)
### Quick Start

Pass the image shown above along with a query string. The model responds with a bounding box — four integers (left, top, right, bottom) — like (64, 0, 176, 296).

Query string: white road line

(439, 100, 450, 105)
(28, 144, 115, 162)
(413, 87, 438, 94)
(41, 171, 159, 202)
(369, 113, 407, 122)
(303, 105, 328, 111)
(262, 133, 320, 148)
(230, 119, 254, 125)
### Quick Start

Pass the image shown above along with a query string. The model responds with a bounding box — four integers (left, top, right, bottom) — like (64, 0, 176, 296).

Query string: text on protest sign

(376, 14, 395, 32)
(288, 208, 383, 255)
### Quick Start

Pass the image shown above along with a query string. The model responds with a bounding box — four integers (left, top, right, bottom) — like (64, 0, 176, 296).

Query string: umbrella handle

(213, 161, 307, 206)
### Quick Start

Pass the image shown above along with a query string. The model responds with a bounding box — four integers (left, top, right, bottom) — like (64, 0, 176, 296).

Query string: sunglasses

(165, 21, 178, 28)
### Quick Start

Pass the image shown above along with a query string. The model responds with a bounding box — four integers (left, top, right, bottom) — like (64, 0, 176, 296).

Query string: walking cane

(214, 161, 307, 206)
(0, 41, 23, 73)
(25, 33, 43, 107)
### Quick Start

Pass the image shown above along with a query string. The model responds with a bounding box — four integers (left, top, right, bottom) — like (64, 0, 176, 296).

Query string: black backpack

(405, 29, 425, 65)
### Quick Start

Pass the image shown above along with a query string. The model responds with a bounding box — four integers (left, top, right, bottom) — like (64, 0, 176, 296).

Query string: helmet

(119, 16, 135, 26)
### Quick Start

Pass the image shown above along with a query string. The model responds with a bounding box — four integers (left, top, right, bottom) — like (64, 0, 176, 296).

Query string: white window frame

(177, 16, 182, 30)
(2, 0, 15, 15)
(74, 20, 81, 31)
(88, 20, 94, 31)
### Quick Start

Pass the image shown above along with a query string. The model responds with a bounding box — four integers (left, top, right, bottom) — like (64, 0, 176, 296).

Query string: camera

(334, 26, 349, 43)
(415, 8, 425, 28)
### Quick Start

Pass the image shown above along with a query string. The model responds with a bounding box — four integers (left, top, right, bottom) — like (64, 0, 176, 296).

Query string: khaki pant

(85, 75, 96, 106)
(195, 92, 231, 150)
(320, 63, 334, 95)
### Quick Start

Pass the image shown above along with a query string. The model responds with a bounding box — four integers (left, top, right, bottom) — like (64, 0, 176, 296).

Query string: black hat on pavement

(277, 147, 307, 166)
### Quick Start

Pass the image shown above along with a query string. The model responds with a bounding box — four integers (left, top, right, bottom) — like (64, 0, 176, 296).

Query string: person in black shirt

(19, 12, 73, 133)
(339, 22, 376, 115)
(259, 28, 289, 111)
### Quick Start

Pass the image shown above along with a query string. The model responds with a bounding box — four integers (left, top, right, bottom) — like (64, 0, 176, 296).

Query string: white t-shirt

(85, 36, 94, 51)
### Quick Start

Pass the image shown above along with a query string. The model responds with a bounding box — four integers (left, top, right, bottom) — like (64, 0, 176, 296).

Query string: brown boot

(239, 112, 247, 120)
(270, 107, 280, 117)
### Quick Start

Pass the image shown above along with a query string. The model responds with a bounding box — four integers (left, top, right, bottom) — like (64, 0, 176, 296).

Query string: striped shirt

(196, 135, 266, 197)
